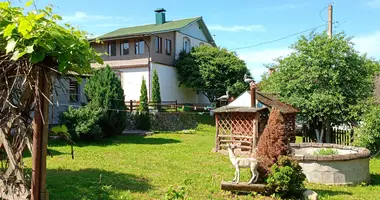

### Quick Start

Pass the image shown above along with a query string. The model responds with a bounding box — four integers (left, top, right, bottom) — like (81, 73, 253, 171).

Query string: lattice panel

(217, 113, 255, 137)
(283, 113, 296, 142)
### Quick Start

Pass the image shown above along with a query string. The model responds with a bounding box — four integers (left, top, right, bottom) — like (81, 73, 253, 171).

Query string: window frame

(108, 41, 117, 56)
(155, 37, 163, 54)
(165, 39, 172, 55)
(120, 40, 129, 56)
(183, 37, 191, 53)
(69, 80, 80, 103)
(135, 40, 145, 55)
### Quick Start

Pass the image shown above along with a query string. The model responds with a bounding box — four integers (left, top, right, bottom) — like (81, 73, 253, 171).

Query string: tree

(260, 32, 378, 143)
(139, 77, 149, 112)
(84, 65, 127, 136)
(175, 45, 250, 102)
(256, 109, 290, 178)
(152, 69, 162, 110)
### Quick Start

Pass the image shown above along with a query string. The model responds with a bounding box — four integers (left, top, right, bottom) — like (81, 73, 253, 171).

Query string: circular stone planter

(290, 143, 371, 185)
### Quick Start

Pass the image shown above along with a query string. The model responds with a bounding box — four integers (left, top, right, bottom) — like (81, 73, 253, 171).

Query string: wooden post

(175, 100, 178, 112)
(215, 114, 220, 151)
(328, 4, 333, 39)
(252, 112, 259, 151)
(130, 100, 133, 111)
(32, 68, 50, 200)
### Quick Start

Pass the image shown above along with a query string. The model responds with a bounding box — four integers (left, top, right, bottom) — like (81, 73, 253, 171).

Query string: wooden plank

(221, 181, 265, 192)
(218, 135, 252, 139)
(219, 140, 251, 144)
(219, 144, 252, 150)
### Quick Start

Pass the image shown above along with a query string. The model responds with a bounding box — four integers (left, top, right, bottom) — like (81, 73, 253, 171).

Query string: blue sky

(12, 0, 380, 80)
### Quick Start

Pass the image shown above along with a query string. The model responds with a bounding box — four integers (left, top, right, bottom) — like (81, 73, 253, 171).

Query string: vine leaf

(30, 51, 45, 63)
(3, 24, 16, 38)
(25, 45, 34, 53)
(25, 0, 33, 7)
(6, 38, 16, 54)
(11, 50, 26, 60)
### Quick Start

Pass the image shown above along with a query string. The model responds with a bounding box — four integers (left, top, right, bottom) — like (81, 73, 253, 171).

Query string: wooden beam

(221, 181, 265, 192)
(218, 135, 252, 139)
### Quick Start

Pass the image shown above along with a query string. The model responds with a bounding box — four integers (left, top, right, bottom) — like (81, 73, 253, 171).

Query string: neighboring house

(90, 8, 215, 104)
(49, 75, 88, 125)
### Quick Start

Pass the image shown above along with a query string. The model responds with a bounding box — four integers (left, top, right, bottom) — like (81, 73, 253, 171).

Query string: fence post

(175, 100, 178, 112)
(130, 100, 133, 111)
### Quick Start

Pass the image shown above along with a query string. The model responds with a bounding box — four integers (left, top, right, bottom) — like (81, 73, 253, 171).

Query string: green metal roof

(98, 17, 200, 39)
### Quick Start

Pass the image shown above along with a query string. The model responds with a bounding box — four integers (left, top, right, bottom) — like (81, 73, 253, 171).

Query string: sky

(11, 0, 380, 81)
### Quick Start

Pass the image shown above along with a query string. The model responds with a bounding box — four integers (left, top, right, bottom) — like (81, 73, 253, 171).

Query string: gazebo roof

(254, 91, 299, 114)
(213, 106, 268, 113)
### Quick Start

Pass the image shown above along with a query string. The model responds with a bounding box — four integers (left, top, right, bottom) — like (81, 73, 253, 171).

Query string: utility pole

(328, 4, 333, 39)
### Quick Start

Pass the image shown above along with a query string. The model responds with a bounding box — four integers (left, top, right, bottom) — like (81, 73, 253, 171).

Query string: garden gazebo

(213, 82, 299, 153)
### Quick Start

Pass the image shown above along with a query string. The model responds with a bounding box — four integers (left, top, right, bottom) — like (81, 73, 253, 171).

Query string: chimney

(250, 81, 257, 108)
(154, 8, 166, 25)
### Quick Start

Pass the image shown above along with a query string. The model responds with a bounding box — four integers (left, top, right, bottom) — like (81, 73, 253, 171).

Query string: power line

(230, 24, 327, 51)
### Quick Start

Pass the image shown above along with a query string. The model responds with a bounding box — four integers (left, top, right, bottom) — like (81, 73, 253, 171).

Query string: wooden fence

(126, 100, 212, 112)
(301, 127, 354, 145)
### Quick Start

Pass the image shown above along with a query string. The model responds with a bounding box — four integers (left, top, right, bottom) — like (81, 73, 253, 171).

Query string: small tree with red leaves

(256, 108, 290, 178)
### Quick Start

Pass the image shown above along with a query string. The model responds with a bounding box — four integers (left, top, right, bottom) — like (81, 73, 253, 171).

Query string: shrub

(60, 106, 103, 141)
(152, 69, 162, 110)
(313, 148, 338, 155)
(139, 77, 149, 112)
(135, 112, 151, 131)
(84, 65, 127, 136)
(265, 156, 306, 198)
(354, 103, 380, 154)
(257, 109, 290, 178)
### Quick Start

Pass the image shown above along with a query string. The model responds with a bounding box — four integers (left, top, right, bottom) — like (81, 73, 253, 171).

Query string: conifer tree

(256, 109, 290, 178)
(84, 65, 127, 136)
(152, 69, 162, 110)
(139, 77, 149, 112)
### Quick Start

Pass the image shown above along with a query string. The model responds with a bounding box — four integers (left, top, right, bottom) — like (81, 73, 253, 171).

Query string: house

(90, 8, 215, 104)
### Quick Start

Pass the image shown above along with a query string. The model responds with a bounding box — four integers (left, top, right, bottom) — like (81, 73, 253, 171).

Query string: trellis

(214, 107, 268, 153)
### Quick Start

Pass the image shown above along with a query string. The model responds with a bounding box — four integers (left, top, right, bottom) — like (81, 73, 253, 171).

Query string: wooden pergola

(213, 106, 269, 152)
(213, 82, 299, 153)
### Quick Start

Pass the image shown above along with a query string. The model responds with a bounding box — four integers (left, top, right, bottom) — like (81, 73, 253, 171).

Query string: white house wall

(180, 21, 208, 42)
(152, 63, 209, 104)
(120, 67, 149, 101)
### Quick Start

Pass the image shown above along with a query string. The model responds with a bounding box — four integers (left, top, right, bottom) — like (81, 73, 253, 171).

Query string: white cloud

(209, 25, 265, 32)
(238, 48, 293, 81)
(352, 31, 380, 58)
(63, 11, 131, 22)
(368, 0, 380, 8)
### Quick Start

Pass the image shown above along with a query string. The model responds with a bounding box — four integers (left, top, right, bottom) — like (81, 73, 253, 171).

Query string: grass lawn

(23, 115, 380, 199)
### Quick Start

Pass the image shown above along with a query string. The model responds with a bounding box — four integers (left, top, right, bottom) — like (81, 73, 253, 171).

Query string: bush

(135, 112, 151, 130)
(354, 103, 380, 154)
(265, 156, 306, 198)
(60, 106, 103, 141)
(84, 65, 127, 136)
(313, 148, 338, 155)
(257, 109, 290, 179)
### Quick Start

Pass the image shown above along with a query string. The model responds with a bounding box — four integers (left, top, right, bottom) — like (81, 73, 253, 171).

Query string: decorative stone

(303, 189, 318, 200)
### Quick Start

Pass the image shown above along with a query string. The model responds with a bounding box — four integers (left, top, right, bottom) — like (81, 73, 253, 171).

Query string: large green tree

(175, 45, 250, 101)
(85, 65, 127, 136)
(152, 69, 161, 110)
(260, 32, 379, 143)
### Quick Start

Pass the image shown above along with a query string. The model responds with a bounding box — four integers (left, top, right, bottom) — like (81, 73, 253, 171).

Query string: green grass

(22, 116, 380, 199)
(313, 148, 338, 155)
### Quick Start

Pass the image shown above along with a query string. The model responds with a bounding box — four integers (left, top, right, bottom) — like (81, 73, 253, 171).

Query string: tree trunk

(315, 128, 324, 143)
(325, 120, 332, 143)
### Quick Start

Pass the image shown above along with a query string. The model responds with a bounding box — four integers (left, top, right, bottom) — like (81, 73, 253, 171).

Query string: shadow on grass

(48, 135, 181, 147)
(20, 148, 67, 158)
(313, 189, 352, 197)
(370, 173, 380, 185)
(46, 168, 151, 200)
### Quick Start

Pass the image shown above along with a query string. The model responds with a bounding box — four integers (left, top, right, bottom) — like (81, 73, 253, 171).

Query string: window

(165, 39, 171, 55)
(135, 40, 145, 54)
(155, 37, 162, 53)
(69, 80, 79, 103)
(199, 42, 205, 46)
(108, 41, 116, 56)
(120, 41, 129, 55)
(183, 37, 191, 53)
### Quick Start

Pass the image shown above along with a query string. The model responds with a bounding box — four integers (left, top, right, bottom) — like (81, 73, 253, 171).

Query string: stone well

(290, 143, 371, 185)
